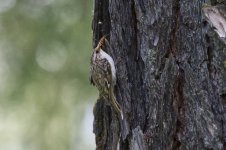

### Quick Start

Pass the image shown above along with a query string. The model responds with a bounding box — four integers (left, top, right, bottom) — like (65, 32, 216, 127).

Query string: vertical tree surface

(92, 0, 226, 149)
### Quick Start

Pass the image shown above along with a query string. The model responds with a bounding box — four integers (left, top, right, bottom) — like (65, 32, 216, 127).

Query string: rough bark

(92, 0, 226, 149)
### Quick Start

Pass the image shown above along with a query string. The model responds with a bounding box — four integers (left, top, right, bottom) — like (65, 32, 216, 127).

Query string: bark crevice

(169, 1, 186, 148)
(172, 68, 185, 149)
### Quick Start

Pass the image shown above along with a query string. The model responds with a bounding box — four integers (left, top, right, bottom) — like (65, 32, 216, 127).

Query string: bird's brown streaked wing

(90, 57, 113, 92)
(97, 58, 112, 88)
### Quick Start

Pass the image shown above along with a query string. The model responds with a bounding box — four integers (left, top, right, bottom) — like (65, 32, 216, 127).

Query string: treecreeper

(90, 36, 123, 120)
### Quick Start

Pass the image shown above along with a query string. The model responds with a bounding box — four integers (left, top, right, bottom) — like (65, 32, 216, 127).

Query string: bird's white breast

(100, 50, 116, 80)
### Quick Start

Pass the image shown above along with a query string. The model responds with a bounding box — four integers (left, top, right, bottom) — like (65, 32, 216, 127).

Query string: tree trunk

(92, 0, 226, 149)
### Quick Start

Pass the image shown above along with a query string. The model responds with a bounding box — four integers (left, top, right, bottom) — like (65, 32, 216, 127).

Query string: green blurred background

(0, 0, 97, 149)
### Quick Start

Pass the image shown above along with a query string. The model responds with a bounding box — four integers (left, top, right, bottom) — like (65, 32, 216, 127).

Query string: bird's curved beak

(94, 36, 106, 52)
(94, 45, 101, 52)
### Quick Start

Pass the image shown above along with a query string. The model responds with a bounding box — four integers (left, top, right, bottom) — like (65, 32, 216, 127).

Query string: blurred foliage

(0, 0, 97, 149)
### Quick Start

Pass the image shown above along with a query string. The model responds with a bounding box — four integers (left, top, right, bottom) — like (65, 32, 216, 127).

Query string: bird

(202, 3, 226, 38)
(90, 36, 123, 119)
